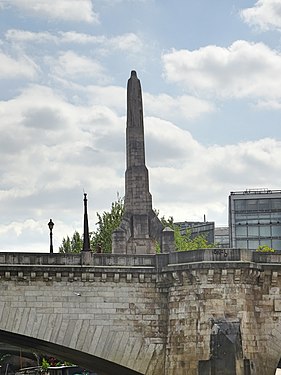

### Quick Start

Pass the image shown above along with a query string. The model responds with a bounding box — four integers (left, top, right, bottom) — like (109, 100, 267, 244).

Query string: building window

(272, 225, 281, 237)
(272, 239, 281, 249)
(229, 190, 281, 251)
(236, 240, 247, 248)
(259, 226, 271, 237)
(234, 200, 246, 211)
(248, 226, 259, 237)
(236, 226, 247, 236)
(258, 213, 271, 224)
(247, 214, 259, 224)
(271, 212, 281, 223)
(259, 199, 270, 211)
(248, 240, 259, 249)
(235, 214, 247, 225)
(272, 198, 281, 210)
(246, 199, 258, 211)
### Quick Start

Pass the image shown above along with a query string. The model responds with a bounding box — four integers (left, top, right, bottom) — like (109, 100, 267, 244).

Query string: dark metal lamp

(48, 219, 54, 253)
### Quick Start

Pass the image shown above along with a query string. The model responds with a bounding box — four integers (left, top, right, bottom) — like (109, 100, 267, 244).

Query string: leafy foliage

(59, 231, 83, 253)
(59, 196, 124, 253)
(91, 196, 124, 253)
(256, 245, 275, 253)
(59, 199, 214, 253)
(160, 216, 215, 251)
(41, 357, 74, 369)
(174, 227, 214, 251)
(41, 358, 50, 370)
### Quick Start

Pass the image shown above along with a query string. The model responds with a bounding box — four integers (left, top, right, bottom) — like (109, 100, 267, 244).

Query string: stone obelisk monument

(82, 193, 90, 252)
(112, 71, 174, 254)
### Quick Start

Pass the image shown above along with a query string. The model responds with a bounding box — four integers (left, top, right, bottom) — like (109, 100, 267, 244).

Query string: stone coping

(0, 249, 280, 269)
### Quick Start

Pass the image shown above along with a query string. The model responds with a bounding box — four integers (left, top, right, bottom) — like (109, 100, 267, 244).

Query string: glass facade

(176, 221, 215, 244)
(214, 226, 229, 248)
(229, 191, 281, 250)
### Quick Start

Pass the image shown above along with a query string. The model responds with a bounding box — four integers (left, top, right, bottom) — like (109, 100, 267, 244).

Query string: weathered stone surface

(112, 71, 174, 255)
(0, 251, 281, 374)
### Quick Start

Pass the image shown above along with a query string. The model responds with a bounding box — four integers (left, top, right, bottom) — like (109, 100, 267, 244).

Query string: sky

(1, 0, 281, 252)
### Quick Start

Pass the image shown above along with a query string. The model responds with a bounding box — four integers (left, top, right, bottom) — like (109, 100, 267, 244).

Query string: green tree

(174, 226, 214, 251)
(160, 216, 215, 251)
(59, 231, 83, 253)
(59, 197, 124, 253)
(59, 200, 214, 253)
(91, 196, 124, 253)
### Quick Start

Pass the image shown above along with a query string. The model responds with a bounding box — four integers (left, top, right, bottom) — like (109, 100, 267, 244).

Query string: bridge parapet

(253, 250, 281, 264)
(0, 249, 274, 288)
(166, 247, 253, 264)
(0, 250, 281, 374)
(0, 252, 156, 267)
(0, 249, 280, 269)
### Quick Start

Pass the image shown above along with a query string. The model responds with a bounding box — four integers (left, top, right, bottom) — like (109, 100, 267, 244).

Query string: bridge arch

(0, 254, 167, 375)
(0, 330, 142, 375)
(2, 250, 281, 374)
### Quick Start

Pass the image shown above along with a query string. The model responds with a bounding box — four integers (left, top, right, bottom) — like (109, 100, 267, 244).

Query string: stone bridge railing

(0, 248, 280, 268)
(0, 249, 281, 375)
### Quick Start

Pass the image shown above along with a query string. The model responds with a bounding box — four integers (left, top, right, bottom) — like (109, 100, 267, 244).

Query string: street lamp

(48, 219, 54, 253)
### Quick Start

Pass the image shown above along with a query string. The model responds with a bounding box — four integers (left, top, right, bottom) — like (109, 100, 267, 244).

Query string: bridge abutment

(0, 250, 281, 374)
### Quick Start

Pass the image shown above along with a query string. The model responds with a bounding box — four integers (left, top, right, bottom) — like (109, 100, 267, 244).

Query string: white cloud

(63, 77, 216, 128)
(109, 33, 143, 53)
(0, 84, 123, 197)
(1, 82, 281, 249)
(0, 218, 78, 252)
(0, 219, 43, 238)
(0, 0, 99, 23)
(241, 0, 281, 31)
(100, 0, 150, 3)
(84, 85, 126, 115)
(5, 29, 144, 54)
(145, 117, 203, 169)
(144, 93, 215, 121)
(73, 83, 214, 121)
(0, 83, 126, 252)
(5, 29, 58, 44)
(0, 50, 38, 79)
(77, 84, 214, 121)
(162, 40, 281, 100)
(1, 0, 280, 253)
(48, 51, 108, 83)
(148, 127, 281, 223)
(255, 99, 281, 109)
(59, 31, 105, 44)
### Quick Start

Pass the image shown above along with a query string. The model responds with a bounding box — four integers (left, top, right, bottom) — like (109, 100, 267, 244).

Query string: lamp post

(48, 219, 54, 253)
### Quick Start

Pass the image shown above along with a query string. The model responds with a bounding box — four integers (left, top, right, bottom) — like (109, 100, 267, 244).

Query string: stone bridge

(0, 250, 281, 375)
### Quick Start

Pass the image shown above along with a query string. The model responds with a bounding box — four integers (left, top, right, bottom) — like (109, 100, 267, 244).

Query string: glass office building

(229, 189, 281, 250)
(214, 226, 229, 248)
(175, 221, 215, 244)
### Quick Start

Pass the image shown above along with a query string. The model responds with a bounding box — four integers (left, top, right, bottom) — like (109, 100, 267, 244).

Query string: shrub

(256, 245, 275, 253)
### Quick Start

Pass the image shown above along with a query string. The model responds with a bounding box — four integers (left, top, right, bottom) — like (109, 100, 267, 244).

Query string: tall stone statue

(112, 71, 174, 254)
